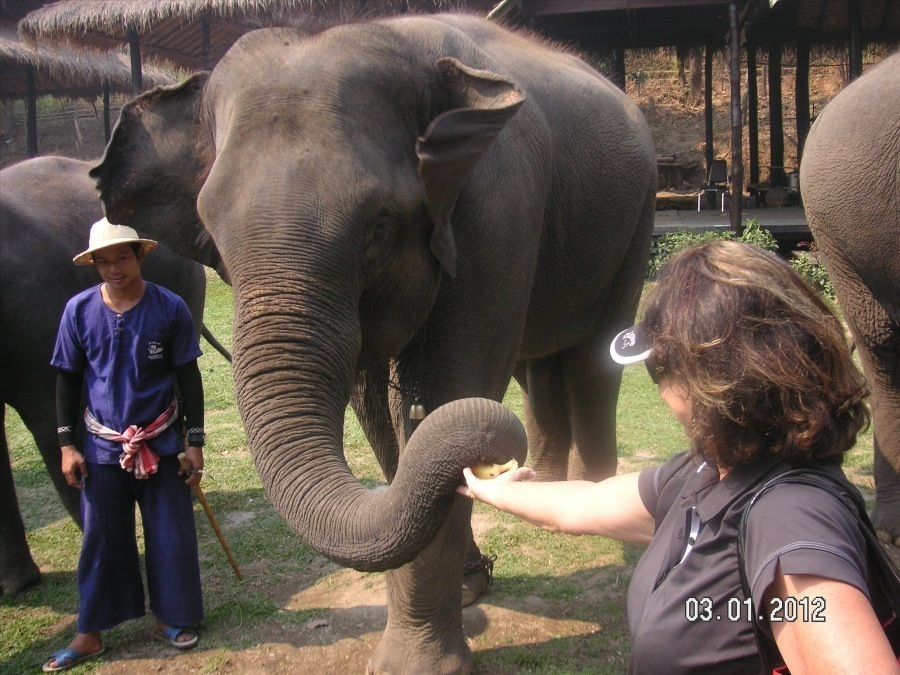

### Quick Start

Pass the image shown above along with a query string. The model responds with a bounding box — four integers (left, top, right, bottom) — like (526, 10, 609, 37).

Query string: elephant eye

(365, 215, 396, 249)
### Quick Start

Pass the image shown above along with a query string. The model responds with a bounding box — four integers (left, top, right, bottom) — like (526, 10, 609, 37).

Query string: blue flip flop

(156, 625, 198, 649)
(42, 646, 106, 672)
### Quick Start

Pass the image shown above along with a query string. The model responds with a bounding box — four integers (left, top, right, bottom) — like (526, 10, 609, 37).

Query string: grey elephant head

(90, 24, 527, 570)
(93, 73, 229, 284)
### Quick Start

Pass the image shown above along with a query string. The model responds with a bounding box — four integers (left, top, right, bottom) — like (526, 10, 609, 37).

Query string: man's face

(93, 243, 143, 290)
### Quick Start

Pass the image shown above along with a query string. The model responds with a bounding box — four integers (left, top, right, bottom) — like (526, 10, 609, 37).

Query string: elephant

(90, 14, 656, 674)
(800, 51, 900, 544)
(0, 155, 224, 595)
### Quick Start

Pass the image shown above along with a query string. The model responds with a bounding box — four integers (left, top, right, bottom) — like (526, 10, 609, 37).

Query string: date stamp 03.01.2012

(685, 596, 826, 623)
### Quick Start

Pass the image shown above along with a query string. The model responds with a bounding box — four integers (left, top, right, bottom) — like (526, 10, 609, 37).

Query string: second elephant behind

(0, 155, 214, 596)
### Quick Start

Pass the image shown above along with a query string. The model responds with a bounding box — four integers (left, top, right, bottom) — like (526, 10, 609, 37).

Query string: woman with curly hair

(459, 240, 896, 673)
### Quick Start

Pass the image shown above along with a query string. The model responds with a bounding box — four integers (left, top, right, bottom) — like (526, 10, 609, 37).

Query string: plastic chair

(697, 159, 729, 212)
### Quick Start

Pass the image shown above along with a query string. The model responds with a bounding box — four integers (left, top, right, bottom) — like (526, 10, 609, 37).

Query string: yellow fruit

(470, 458, 519, 479)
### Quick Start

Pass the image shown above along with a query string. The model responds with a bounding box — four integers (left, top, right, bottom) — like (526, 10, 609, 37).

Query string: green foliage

(648, 217, 779, 279)
(789, 245, 836, 301)
(738, 218, 779, 252)
(647, 219, 836, 302)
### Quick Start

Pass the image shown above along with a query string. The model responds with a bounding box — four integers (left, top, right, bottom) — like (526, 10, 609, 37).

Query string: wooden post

(728, 2, 743, 233)
(848, 0, 863, 81)
(127, 25, 142, 96)
(201, 16, 211, 70)
(613, 47, 626, 91)
(768, 43, 785, 187)
(747, 42, 759, 186)
(26, 64, 38, 157)
(795, 37, 810, 165)
(103, 79, 111, 143)
(704, 45, 714, 166)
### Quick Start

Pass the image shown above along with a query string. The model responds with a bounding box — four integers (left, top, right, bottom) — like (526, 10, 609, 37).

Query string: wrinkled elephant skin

(90, 15, 657, 674)
(801, 51, 900, 544)
(0, 156, 209, 595)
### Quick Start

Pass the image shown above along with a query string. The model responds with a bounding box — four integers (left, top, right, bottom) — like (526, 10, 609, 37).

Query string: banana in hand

(470, 458, 519, 479)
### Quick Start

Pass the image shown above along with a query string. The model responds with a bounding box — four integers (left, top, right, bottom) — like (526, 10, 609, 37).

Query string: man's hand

(181, 446, 204, 487)
(61, 445, 87, 490)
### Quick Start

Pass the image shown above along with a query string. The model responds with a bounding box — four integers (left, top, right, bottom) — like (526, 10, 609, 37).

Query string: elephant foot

(461, 553, 495, 607)
(367, 624, 472, 675)
(872, 505, 900, 548)
(1, 558, 42, 596)
(876, 528, 900, 548)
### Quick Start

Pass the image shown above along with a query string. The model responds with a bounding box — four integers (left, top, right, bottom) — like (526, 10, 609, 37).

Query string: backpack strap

(737, 468, 900, 672)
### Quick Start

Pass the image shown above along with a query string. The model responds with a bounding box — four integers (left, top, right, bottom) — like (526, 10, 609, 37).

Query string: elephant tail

(201, 324, 232, 363)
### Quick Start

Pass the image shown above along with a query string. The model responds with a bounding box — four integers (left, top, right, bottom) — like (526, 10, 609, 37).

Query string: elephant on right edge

(800, 50, 900, 543)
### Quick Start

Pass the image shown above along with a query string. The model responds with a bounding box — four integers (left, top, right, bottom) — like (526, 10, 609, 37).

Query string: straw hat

(73, 218, 158, 265)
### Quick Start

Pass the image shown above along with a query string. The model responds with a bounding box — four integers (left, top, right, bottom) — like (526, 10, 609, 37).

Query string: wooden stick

(178, 452, 243, 581)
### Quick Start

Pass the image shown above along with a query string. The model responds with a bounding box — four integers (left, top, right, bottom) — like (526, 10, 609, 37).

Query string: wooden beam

(103, 79, 111, 143)
(26, 64, 37, 157)
(727, 2, 742, 233)
(127, 25, 142, 96)
(704, 44, 714, 173)
(795, 37, 810, 165)
(613, 47, 626, 90)
(201, 16, 211, 71)
(521, 0, 729, 14)
(848, 0, 863, 80)
(747, 43, 759, 185)
(768, 43, 785, 187)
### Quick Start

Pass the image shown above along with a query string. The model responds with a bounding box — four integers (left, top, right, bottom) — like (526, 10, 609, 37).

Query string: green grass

(1, 269, 875, 673)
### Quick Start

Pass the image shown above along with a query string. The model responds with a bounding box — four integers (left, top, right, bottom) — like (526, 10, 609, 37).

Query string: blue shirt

(52, 282, 202, 464)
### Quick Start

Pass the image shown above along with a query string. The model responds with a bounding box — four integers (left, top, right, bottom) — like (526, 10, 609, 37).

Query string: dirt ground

(63, 513, 629, 674)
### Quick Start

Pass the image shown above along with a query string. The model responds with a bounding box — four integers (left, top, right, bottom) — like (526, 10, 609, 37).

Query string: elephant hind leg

(561, 339, 625, 482)
(521, 355, 574, 482)
(847, 299, 900, 545)
(817, 238, 900, 545)
(0, 406, 42, 595)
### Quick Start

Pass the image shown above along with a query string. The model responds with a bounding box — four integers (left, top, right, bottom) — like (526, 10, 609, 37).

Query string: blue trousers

(77, 455, 203, 633)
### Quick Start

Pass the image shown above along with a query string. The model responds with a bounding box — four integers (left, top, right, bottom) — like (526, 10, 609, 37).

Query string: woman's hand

(457, 465, 536, 501)
(456, 467, 654, 544)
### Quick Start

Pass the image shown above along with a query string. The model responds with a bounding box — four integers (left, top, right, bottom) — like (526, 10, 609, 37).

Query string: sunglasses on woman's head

(646, 360, 664, 385)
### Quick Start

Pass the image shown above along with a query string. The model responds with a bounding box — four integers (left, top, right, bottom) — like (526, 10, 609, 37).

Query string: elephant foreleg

(12, 383, 82, 526)
(0, 406, 42, 595)
(351, 365, 400, 483)
(368, 497, 474, 675)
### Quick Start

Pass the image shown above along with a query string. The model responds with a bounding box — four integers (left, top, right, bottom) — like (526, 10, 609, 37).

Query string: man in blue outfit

(44, 218, 206, 672)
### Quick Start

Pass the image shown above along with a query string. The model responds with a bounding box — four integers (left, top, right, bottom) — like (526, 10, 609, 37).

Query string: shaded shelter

(17, 0, 899, 231)
(18, 0, 326, 91)
(0, 25, 173, 155)
(488, 0, 899, 232)
(741, 0, 900, 190)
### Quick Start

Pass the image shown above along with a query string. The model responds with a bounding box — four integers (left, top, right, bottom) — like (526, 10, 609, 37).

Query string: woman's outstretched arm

(458, 467, 654, 545)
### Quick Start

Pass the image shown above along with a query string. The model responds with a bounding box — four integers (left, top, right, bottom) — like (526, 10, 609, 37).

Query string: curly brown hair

(643, 240, 869, 468)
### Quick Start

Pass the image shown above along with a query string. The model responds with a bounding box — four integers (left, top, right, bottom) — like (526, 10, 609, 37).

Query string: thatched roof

(0, 26, 174, 100)
(16, 0, 481, 70)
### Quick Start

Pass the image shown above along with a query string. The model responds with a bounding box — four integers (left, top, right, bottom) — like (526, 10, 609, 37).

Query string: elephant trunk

(229, 281, 526, 571)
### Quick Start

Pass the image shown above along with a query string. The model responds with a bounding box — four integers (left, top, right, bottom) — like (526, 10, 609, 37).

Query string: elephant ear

(89, 73, 212, 262)
(416, 58, 525, 278)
